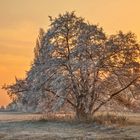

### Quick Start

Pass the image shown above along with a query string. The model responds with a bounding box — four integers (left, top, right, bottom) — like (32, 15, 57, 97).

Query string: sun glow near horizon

(0, 0, 140, 106)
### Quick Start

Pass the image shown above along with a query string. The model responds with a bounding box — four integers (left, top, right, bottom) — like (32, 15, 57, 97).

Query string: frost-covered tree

(3, 12, 140, 120)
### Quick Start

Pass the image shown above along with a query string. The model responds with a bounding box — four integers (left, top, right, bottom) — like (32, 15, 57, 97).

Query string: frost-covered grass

(93, 112, 128, 126)
(0, 112, 140, 140)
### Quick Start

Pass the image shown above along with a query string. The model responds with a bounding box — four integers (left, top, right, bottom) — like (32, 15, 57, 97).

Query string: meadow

(0, 112, 140, 140)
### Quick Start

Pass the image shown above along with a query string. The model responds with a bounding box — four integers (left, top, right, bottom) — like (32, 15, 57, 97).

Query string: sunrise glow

(1, 0, 140, 106)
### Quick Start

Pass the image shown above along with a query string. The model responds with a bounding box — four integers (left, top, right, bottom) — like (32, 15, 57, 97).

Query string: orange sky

(0, 0, 140, 106)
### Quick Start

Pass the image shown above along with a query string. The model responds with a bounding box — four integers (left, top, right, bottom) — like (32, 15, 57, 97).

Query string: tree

(34, 28, 45, 63)
(3, 12, 140, 120)
(0, 106, 5, 111)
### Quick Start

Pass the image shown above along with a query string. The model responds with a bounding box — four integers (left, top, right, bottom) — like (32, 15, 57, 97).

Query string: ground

(0, 112, 140, 140)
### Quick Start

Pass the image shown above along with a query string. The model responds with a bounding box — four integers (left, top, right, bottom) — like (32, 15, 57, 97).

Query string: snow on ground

(0, 112, 140, 140)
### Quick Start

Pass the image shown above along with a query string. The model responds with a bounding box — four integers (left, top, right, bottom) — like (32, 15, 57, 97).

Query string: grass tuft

(32, 112, 129, 126)
(93, 112, 128, 126)
(34, 113, 75, 123)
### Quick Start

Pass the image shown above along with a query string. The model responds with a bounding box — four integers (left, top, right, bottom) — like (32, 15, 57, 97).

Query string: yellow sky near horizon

(0, 0, 140, 106)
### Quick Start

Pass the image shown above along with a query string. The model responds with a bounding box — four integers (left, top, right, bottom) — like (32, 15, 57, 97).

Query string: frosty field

(0, 112, 140, 140)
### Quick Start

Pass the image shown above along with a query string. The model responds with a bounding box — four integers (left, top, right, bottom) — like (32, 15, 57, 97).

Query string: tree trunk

(75, 107, 92, 121)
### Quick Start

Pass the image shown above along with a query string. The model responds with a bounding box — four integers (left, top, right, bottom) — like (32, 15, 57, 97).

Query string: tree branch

(44, 88, 77, 108)
(92, 77, 139, 114)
